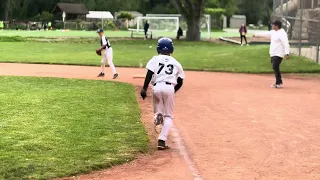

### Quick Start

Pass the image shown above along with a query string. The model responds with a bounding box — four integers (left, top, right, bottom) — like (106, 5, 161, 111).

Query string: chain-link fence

(272, 0, 320, 63)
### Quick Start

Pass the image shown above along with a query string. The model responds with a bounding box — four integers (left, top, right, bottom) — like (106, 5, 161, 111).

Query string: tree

(34, 11, 54, 22)
(117, 12, 134, 21)
(170, 0, 206, 41)
(205, 8, 225, 29)
(117, 12, 135, 29)
(139, 0, 177, 15)
(219, 0, 237, 17)
(237, 0, 272, 24)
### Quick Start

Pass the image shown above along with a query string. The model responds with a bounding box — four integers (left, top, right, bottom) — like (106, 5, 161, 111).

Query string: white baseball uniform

(101, 35, 117, 74)
(146, 54, 185, 141)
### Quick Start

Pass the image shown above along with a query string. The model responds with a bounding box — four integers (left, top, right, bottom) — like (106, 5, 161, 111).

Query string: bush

(117, 12, 135, 21)
(97, 20, 116, 30)
(54, 22, 64, 29)
(34, 11, 53, 21)
(107, 20, 116, 30)
(9, 24, 27, 30)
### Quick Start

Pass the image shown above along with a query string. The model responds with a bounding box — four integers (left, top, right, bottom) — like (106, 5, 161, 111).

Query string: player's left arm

(280, 32, 290, 59)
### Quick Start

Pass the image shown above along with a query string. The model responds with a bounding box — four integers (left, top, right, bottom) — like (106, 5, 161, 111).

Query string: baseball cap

(272, 20, 282, 28)
(97, 28, 104, 33)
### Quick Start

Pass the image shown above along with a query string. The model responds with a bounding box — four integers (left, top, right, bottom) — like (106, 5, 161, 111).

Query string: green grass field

(0, 37, 319, 73)
(0, 76, 148, 180)
(0, 29, 244, 39)
(0, 32, 320, 179)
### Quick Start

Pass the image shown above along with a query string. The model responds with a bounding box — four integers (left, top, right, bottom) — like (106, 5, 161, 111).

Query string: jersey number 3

(157, 63, 174, 75)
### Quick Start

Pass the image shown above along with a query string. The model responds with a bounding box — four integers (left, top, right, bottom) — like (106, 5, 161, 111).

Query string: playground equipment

(273, 0, 320, 42)
(272, 0, 320, 63)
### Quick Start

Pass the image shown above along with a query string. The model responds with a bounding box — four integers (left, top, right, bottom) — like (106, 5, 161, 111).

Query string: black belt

(153, 82, 171, 86)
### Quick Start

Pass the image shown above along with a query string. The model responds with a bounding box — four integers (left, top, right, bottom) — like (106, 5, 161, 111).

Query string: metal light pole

(298, 0, 303, 56)
(316, 21, 320, 63)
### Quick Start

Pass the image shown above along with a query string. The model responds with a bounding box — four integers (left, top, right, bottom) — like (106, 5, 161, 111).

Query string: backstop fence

(272, 0, 320, 63)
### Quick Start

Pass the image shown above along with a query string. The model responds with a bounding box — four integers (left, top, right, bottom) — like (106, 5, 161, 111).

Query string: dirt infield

(1, 63, 320, 180)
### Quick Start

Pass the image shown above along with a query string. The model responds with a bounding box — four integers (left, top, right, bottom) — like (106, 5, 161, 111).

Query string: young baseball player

(96, 28, 118, 79)
(140, 37, 185, 150)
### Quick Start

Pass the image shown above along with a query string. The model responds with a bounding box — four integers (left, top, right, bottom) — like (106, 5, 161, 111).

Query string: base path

(1, 63, 320, 180)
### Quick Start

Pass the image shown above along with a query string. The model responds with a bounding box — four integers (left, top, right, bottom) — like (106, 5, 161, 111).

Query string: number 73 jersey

(146, 55, 185, 86)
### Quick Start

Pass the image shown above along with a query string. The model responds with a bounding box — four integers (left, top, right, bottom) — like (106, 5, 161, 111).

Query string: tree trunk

(4, 0, 9, 21)
(186, 16, 201, 41)
(170, 0, 205, 41)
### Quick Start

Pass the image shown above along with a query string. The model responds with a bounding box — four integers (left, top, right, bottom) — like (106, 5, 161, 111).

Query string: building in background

(52, 3, 89, 20)
(230, 15, 246, 28)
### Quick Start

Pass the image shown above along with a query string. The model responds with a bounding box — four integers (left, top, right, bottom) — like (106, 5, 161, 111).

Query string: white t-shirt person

(254, 28, 290, 58)
(253, 20, 290, 88)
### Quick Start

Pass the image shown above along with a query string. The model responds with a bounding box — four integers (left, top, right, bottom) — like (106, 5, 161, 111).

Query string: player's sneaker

(113, 73, 118, 79)
(270, 84, 277, 88)
(246, 44, 249, 46)
(97, 72, 105, 77)
(270, 84, 283, 88)
(157, 140, 169, 150)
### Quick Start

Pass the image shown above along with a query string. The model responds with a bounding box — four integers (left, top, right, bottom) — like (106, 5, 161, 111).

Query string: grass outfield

(0, 38, 319, 73)
(0, 29, 245, 39)
(0, 76, 148, 180)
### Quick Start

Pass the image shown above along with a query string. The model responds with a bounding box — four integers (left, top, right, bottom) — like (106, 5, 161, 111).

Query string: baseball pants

(271, 56, 283, 85)
(101, 48, 117, 74)
(152, 82, 175, 141)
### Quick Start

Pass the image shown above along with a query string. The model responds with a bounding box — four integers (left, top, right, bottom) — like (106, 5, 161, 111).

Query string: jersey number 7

(157, 63, 174, 75)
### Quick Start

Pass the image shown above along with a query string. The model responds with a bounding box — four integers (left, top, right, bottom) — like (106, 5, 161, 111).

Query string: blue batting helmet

(97, 28, 104, 33)
(157, 37, 174, 54)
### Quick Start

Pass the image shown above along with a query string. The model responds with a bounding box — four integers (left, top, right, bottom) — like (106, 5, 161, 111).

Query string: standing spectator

(48, 21, 52, 30)
(0, 21, 4, 30)
(268, 21, 272, 31)
(44, 22, 48, 31)
(253, 20, 290, 88)
(176, 27, 183, 40)
(239, 24, 248, 46)
(144, 20, 149, 39)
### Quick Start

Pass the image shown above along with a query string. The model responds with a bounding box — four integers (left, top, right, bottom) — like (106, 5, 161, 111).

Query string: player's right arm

(174, 64, 185, 93)
(98, 37, 108, 51)
(253, 31, 272, 39)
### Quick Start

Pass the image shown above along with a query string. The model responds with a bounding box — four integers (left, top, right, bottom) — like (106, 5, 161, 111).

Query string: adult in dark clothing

(239, 24, 248, 46)
(176, 27, 183, 40)
(144, 21, 149, 39)
(268, 21, 272, 31)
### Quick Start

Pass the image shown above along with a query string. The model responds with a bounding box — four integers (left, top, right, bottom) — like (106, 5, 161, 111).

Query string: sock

(158, 117, 173, 141)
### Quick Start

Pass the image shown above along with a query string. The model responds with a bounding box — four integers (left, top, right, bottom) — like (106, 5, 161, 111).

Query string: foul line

(171, 125, 203, 180)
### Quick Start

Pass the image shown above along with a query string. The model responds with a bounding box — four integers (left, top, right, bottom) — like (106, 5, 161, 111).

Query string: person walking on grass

(253, 20, 290, 88)
(144, 20, 149, 39)
(239, 24, 249, 46)
(176, 27, 183, 40)
(0, 21, 4, 30)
